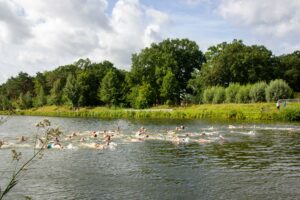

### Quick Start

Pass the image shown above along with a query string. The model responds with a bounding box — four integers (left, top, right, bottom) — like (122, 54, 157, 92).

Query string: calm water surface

(0, 116, 299, 200)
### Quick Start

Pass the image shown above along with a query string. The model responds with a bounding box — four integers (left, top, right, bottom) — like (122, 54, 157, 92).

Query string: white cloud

(0, 0, 170, 83)
(0, 0, 32, 43)
(218, 0, 300, 38)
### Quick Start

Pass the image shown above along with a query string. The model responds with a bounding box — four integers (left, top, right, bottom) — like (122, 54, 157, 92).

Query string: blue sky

(0, 0, 299, 83)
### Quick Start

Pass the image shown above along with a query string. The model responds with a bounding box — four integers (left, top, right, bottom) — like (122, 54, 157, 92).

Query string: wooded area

(0, 39, 299, 110)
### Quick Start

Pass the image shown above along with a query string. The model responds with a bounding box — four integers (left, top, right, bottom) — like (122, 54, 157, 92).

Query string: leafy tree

(187, 69, 204, 103)
(98, 69, 122, 106)
(130, 38, 205, 105)
(160, 71, 180, 105)
(77, 61, 115, 106)
(212, 86, 226, 104)
(18, 91, 33, 109)
(278, 51, 300, 92)
(236, 84, 251, 103)
(63, 74, 80, 108)
(34, 87, 47, 107)
(127, 83, 154, 109)
(49, 79, 64, 105)
(34, 72, 48, 96)
(225, 83, 241, 103)
(265, 79, 293, 102)
(249, 82, 268, 102)
(5, 72, 34, 100)
(135, 83, 154, 109)
(198, 40, 275, 88)
(202, 87, 215, 104)
(0, 95, 12, 110)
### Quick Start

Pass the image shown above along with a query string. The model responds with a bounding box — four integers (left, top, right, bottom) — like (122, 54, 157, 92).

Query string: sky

(0, 0, 299, 83)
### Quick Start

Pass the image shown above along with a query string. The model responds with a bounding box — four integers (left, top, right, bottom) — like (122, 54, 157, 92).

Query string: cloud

(217, 0, 300, 38)
(86, 0, 170, 67)
(0, 0, 170, 83)
(182, 0, 210, 5)
(0, 0, 32, 43)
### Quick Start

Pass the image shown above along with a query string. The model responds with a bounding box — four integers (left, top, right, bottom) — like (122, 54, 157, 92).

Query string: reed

(1, 103, 300, 121)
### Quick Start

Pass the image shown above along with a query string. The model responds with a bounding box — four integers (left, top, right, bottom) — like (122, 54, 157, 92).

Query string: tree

(0, 95, 12, 110)
(63, 74, 80, 108)
(77, 61, 115, 106)
(99, 69, 120, 106)
(130, 38, 205, 105)
(249, 82, 268, 102)
(18, 91, 33, 109)
(265, 79, 293, 102)
(278, 51, 300, 92)
(5, 72, 34, 100)
(160, 71, 180, 105)
(197, 40, 275, 88)
(236, 84, 251, 103)
(49, 79, 64, 105)
(136, 83, 154, 109)
(34, 87, 47, 107)
(225, 83, 240, 103)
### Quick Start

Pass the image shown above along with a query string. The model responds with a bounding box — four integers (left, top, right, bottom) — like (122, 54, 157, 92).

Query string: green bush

(212, 86, 225, 104)
(249, 82, 267, 102)
(281, 108, 300, 121)
(236, 84, 251, 103)
(265, 79, 293, 102)
(225, 83, 240, 103)
(203, 87, 215, 104)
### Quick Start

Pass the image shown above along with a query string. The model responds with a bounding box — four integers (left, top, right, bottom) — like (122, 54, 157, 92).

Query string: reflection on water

(0, 116, 299, 199)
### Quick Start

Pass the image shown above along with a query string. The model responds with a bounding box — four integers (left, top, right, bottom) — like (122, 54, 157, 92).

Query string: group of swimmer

(35, 129, 114, 150)
(0, 125, 227, 150)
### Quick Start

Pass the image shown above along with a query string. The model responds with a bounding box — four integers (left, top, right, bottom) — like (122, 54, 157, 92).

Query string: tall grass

(2, 104, 300, 121)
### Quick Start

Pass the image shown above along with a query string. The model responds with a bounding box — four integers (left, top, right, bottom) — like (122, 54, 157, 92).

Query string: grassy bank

(1, 103, 300, 122)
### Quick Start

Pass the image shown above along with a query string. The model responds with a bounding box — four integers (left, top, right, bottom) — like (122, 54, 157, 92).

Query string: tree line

(0, 39, 299, 110)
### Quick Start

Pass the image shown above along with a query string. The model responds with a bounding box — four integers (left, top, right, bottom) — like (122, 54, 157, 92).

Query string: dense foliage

(202, 80, 292, 104)
(0, 39, 298, 110)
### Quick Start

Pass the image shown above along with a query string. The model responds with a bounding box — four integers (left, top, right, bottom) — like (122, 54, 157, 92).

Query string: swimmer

(80, 137, 86, 142)
(47, 143, 63, 149)
(90, 131, 98, 138)
(139, 127, 147, 134)
(64, 135, 73, 141)
(103, 134, 111, 146)
(130, 138, 146, 142)
(53, 137, 60, 143)
(219, 135, 225, 144)
(81, 142, 106, 150)
(71, 132, 78, 137)
(0, 140, 4, 148)
(181, 134, 190, 143)
(228, 125, 236, 129)
(175, 125, 185, 131)
(171, 135, 181, 145)
(198, 138, 211, 144)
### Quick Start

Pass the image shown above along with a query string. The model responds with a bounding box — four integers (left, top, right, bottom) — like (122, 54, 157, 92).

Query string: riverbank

(1, 103, 300, 121)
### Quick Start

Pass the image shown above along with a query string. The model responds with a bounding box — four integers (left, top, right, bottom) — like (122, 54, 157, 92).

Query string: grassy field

(1, 102, 300, 121)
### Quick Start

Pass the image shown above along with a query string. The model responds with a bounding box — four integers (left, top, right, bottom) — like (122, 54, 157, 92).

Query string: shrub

(249, 82, 267, 102)
(203, 87, 215, 104)
(225, 83, 240, 103)
(265, 79, 293, 102)
(212, 86, 225, 104)
(281, 108, 300, 121)
(237, 84, 251, 103)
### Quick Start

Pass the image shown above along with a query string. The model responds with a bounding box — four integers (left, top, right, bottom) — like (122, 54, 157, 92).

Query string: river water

(0, 116, 299, 200)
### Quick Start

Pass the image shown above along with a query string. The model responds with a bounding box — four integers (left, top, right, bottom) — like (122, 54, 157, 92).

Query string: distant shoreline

(1, 103, 300, 122)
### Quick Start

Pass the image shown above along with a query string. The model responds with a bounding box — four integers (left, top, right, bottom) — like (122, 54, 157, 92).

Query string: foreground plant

(0, 119, 63, 200)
